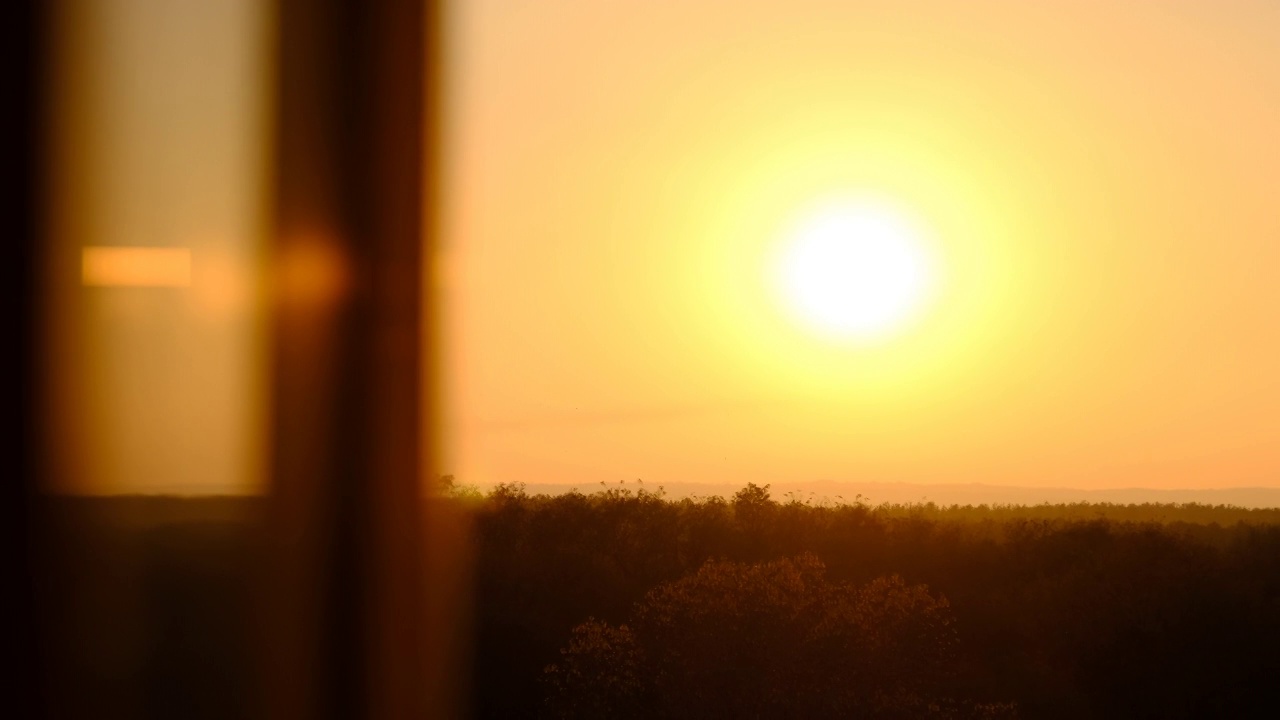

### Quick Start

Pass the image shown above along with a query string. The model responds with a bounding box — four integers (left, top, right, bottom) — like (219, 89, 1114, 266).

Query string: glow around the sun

(774, 198, 937, 343)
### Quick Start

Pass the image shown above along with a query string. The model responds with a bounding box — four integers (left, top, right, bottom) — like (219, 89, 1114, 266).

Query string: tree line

(461, 481, 1280, 719)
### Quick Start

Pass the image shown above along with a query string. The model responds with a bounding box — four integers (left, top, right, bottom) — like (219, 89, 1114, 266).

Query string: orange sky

(441, 0, 1280, 491)
(46, 0, 1278, 495)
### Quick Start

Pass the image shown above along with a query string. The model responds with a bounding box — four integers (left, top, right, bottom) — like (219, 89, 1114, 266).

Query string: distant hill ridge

(508, 480, 1280, 509)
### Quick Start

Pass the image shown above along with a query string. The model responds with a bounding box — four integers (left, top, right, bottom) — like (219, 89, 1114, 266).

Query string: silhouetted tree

(466, 485, 1280, 719)
(545, 554, 1013, 719)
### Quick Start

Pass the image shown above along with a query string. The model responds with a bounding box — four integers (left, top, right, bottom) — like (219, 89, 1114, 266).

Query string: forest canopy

(460, 481, 1280, 719)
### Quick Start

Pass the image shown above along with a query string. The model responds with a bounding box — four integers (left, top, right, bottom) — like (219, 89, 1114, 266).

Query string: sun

(773, 198, 936, 342)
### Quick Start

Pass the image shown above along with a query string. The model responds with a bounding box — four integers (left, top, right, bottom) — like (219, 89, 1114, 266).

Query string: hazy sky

(441, 0, 1280, 491)
(51, 0, 1278, 495)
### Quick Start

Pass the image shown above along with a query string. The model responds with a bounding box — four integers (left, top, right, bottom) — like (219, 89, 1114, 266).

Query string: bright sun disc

(775, 199, 936, 342)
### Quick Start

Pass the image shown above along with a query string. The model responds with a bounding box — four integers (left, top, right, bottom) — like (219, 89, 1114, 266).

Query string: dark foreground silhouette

(469, 482, 1280, 719)
(543, 554, 1015, 719)
(41, 486, 1280, 718)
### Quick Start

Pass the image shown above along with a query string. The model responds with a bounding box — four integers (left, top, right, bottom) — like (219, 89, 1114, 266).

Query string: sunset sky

(47, 0, 1278, 496)
(441, 0, 1280, 491)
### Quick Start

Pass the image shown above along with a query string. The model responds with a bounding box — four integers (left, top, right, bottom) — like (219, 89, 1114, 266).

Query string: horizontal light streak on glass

(82, 246, 192, 287)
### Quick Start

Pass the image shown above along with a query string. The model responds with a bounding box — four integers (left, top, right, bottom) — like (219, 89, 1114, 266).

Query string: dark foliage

(465, 484, 1280, 719)
(543, 554, 1015, 719)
